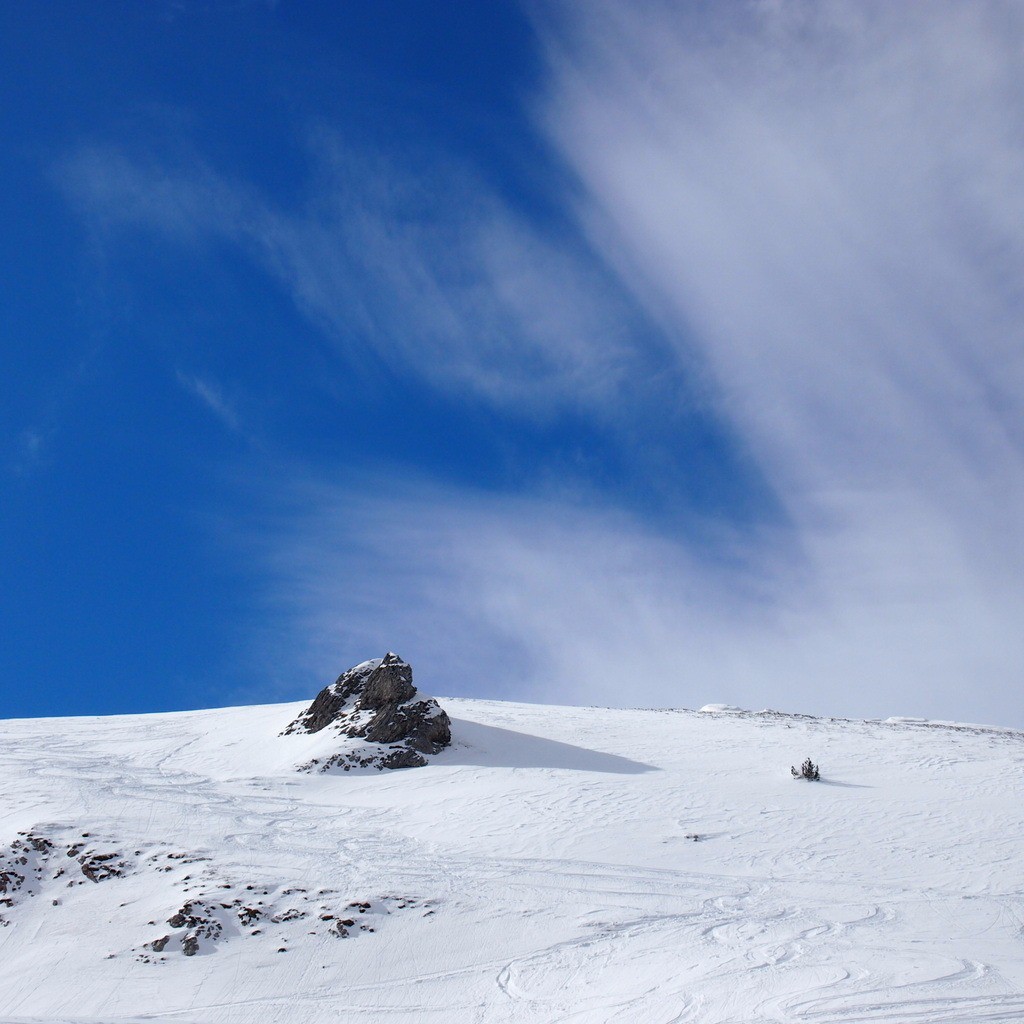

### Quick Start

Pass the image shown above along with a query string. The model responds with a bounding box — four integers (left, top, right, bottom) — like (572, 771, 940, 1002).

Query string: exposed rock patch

(284, 652, 451, 772)
(0, 828, 132, 924)
(135, 889, 435, 961)
(1, 824, 439, 959)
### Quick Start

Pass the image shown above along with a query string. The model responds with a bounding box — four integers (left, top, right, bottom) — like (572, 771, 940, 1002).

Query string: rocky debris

(3, 825, 440, 961)
(135, 889, 435, 960)
(162, 899, 227, 956)
(0, 823, 440, 958)
(78, 850, 129, 883)
(238, 905, 262, 925)
(129, 851, 438, 960)
(284, 652, 452, 771)
(0, 828, 132, 924)
(1, 830, 55, 905)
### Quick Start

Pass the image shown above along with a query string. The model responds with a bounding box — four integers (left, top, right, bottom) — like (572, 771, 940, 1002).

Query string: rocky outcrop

(284, 653, 451, 772)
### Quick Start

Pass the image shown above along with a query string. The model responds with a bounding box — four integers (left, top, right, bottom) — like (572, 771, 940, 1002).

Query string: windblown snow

(2, 696, 1023, 1023)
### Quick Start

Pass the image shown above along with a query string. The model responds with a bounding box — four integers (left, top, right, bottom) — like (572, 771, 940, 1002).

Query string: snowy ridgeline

(2, 690, 1024, 1023)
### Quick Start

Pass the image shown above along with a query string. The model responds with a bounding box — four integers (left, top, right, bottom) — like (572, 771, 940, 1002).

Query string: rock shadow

(436, 719, 657, 774)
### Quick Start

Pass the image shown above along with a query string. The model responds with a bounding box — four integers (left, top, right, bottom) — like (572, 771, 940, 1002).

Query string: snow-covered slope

(2, 697, 1023, 1023)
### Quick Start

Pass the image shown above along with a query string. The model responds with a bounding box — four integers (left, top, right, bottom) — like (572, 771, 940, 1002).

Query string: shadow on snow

(437, 719, 657, 774)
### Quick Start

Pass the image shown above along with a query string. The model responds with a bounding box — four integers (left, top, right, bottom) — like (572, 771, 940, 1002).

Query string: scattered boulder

(284, 653, 451, 772)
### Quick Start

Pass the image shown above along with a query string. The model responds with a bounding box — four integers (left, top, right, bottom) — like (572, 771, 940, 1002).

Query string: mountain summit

(283, 652, 451, 771)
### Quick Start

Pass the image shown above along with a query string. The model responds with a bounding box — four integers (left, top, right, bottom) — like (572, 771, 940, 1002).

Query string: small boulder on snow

(284, 653, 451, 772)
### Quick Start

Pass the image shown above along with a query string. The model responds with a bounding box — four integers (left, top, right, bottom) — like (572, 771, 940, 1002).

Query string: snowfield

(2, 696, 1023, 1023)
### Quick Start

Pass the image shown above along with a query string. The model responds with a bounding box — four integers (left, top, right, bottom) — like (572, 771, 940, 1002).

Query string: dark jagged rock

(361, 655, 416, 710)
(284, 653, 451, 772)
(283, 660, 380, 736)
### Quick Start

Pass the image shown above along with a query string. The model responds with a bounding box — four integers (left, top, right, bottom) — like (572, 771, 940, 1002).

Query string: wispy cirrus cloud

(243, 2, 1024, 725)
(175, 371, 242, 434)
(516, 0, 1023, 720)
(58, 136, 670, 418)
(57, 1, 1024, 725)
(247, 470, 1023, 725)
(537, 1, 1024, 496)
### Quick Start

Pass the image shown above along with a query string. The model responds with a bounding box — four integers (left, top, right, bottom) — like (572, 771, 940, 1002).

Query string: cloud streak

(539, 0, 1024, 472)
(58, 2, 1024, 725)
(248, 2, 1024, 725)
(59, 137, 669, 418)
(516, 0, 1024, 720)
(176, 371, 242, 434)
(248, 469, 1022, 726)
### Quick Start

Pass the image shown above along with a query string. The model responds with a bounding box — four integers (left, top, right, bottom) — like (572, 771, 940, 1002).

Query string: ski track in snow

(1, 700, 1023, 1022)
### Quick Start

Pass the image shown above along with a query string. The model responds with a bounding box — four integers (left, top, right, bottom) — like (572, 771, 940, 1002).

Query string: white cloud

(9, 428, 48, 475)
(506, 0, 1024, 721)
(248, 2, 1024, 725)
(58, 3, 1024, 724)
(247, 475, 1023, 725)
(537, 1, 1024, 484)
(22, 430, 44, 461)
(60, 137, 666, 418)
(176, 371, 242, 433)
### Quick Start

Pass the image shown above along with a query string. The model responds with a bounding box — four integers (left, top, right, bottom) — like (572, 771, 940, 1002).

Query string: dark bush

(791, 757, 820, 781)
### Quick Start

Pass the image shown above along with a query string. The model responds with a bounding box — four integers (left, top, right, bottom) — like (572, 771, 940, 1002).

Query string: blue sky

(4, 2, 1023, 726)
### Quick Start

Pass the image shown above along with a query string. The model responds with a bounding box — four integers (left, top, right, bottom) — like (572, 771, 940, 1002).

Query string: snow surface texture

(1, 699, 1024, 1022)
(282, 652, 451, 771)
